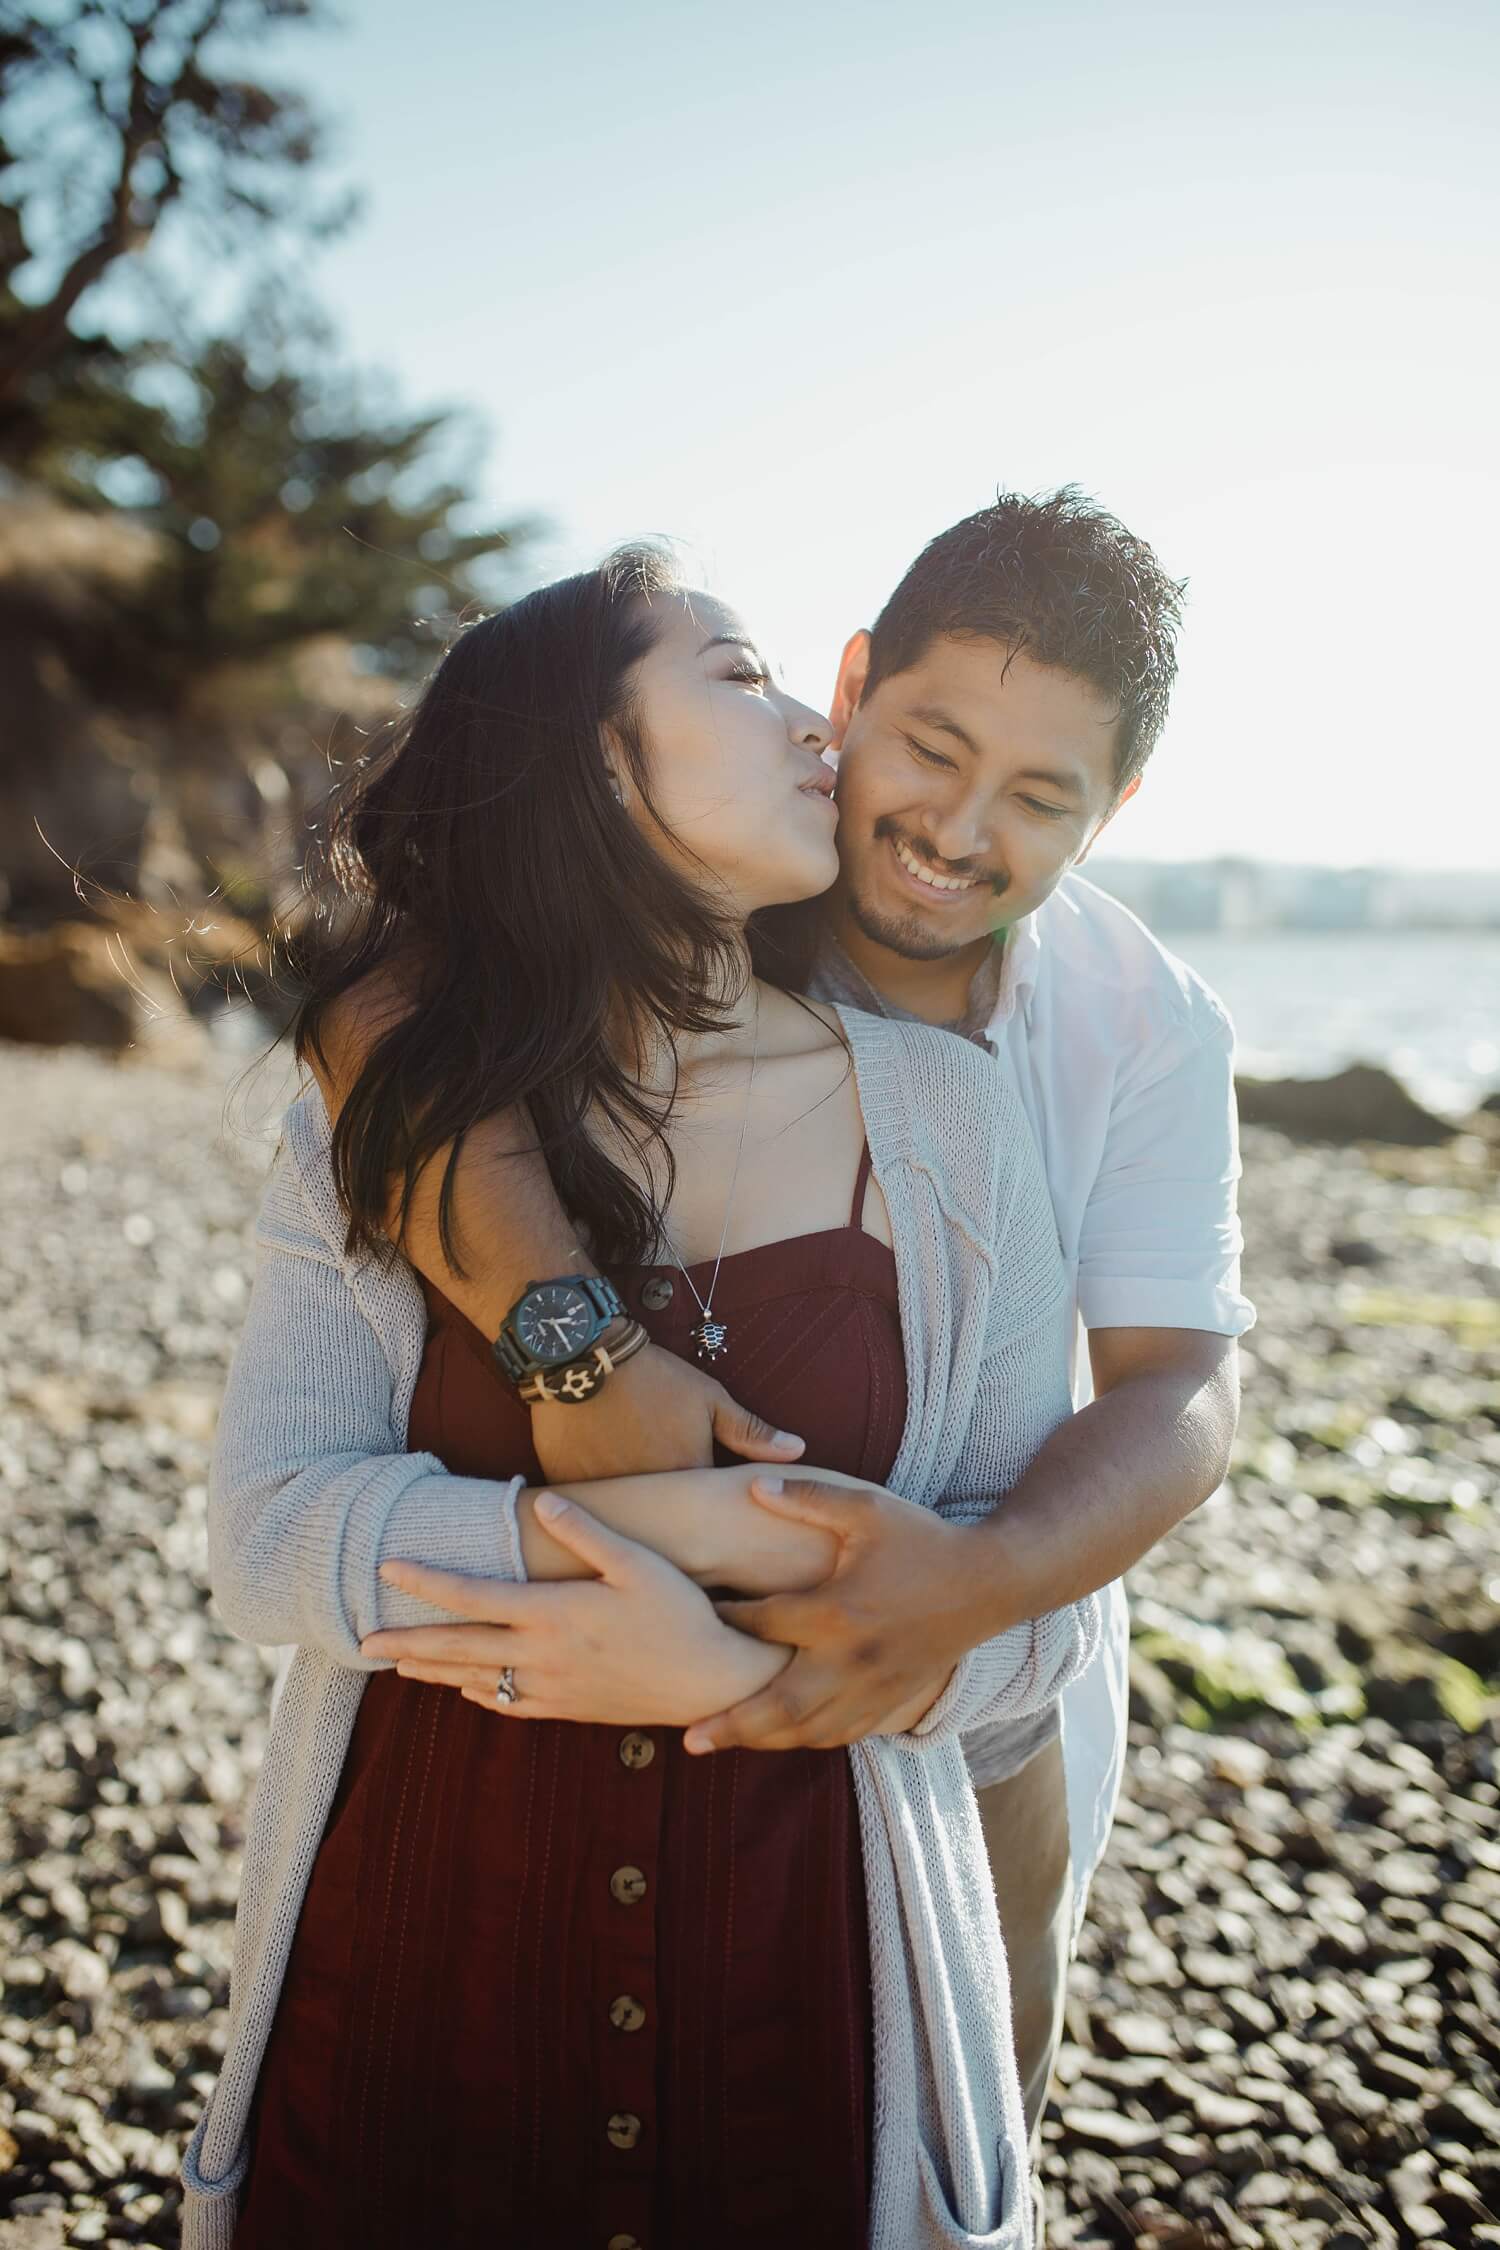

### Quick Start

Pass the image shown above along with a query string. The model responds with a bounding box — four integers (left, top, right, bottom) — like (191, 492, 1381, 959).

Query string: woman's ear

(828, 629, 872, 746)
(599, 723, 630, 807)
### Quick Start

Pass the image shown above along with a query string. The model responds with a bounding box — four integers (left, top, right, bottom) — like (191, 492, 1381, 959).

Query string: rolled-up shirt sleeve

(1078, 1012, 1255, 1337)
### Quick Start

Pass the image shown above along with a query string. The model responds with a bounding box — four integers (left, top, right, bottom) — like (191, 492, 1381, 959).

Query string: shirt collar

(985, 907, 1043, 1031)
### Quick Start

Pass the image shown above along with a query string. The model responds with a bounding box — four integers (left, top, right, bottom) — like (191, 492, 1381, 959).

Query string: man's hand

(528, 1342, 805, 1481)
(681, 1474, 997, 1753)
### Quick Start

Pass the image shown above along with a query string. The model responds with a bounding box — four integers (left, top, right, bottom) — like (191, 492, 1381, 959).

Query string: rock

(1128, 1650, 1181, 1729)
(1209, 1739, 1271, 1789)
(1058, 2107, 1166, 2154)
(1094, 2011, 1179, 2060)
(1235, 1063, 1456, 1146)
(0, 925, 138, 1051)
(1235, 2169, 1295, 2209)
(1158, 2133, 1217, 2178)
(1427, 2085, 1500, 2144)
(128, 1888, 191, 1949)
(1184, 2088, 1267, 2134)
(1212, 2129, 1272, 2178)
(1364, 1647, 1494, 1731)
(1360, 2049, 1433, 2099)
(47, 1940, 109, 2003)
(1221, 1990, 1277, 2039)
(7, 2111, 61, 2154)
(1329, 1236, 1387, 1266)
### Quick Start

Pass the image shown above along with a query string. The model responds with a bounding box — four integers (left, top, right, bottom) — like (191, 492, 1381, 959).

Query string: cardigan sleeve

(208, 1189, 530, 1665)
(901, 1102, 1102, 1747)
(899, 1294, 1103, 1745)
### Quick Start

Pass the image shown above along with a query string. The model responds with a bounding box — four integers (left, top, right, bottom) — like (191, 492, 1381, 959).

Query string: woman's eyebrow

(697, 633, 763, 661)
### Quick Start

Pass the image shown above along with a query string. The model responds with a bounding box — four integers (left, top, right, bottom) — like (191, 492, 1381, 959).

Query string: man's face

(829, 632, 1129, 962)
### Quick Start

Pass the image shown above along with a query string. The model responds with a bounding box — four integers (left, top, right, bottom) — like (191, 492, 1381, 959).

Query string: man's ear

(1075, 773, 1141, 865)
(828, 629, 872, 746)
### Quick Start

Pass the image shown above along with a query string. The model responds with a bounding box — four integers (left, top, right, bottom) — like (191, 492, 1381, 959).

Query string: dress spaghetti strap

(849, 1138, 875, 1230)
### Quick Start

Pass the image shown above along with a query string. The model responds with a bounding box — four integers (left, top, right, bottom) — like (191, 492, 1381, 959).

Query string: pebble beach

(0, 1041, 1496, 2250)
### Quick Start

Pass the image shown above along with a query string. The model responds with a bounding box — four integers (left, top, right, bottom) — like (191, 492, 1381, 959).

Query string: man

(323, 487, 1252, 2193)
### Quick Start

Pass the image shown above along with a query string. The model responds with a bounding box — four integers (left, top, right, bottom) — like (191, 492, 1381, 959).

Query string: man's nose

(919, 795, 992, 867)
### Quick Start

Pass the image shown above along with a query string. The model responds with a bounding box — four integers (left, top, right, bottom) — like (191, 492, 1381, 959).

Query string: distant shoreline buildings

(1089, 860, 1500, 935)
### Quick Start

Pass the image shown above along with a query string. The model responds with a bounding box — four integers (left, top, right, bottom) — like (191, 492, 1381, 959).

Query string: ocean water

(213, 929, 1500, 1118)
(1163, 929, 1500, 1116)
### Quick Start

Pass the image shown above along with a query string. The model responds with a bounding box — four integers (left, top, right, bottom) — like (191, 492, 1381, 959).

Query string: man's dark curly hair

(863, 486, 1186, 792)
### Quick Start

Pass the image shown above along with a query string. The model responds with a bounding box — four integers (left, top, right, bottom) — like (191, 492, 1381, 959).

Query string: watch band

(517, 1318, 649, 1406)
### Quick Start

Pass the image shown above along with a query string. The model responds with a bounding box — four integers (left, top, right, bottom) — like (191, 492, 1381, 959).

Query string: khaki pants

(975, 1733, 1074, 2239)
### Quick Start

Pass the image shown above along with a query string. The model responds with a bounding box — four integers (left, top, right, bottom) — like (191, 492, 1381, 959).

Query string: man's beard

(843, 885, 982, 963)
(839, 823, 1007, 963)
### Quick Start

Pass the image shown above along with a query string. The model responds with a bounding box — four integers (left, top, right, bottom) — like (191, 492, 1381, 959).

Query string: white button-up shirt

(979, 874, 1255, 1939)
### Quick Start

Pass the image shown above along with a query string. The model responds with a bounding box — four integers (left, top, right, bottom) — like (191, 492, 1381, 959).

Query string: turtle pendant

(691, 1315, 730, 1362)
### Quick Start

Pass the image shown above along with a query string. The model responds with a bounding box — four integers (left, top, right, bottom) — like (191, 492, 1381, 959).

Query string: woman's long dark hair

(294, 545, 747, 1271)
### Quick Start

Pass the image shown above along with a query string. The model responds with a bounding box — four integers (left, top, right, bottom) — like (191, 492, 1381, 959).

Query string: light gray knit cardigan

(181, 1005, 1101, 2249)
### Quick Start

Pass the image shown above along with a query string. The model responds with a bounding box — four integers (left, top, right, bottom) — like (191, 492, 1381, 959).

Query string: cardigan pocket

(915, 2133, 1027, 2248)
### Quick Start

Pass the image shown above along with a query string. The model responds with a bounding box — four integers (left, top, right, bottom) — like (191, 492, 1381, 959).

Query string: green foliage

(30, 318, 527, 684)
(0, 0, 347, 420)
(0, 0, 537, 689)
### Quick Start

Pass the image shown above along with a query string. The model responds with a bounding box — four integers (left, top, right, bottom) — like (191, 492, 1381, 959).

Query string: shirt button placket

(594, 1726, 662, 2250)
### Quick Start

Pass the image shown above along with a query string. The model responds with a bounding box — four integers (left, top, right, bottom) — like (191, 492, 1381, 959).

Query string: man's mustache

(871, 817, 1008, 896)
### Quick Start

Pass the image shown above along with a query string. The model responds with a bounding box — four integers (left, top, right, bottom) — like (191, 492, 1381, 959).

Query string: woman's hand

(529, 1341, 806, 1481)
(360, 1494, 791, 1727)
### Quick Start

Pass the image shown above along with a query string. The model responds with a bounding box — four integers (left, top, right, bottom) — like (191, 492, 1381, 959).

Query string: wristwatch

(493, 1273, 633, 1403)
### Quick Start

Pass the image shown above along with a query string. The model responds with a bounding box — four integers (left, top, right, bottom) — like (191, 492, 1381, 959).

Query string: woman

(182, 545, 1098, 2250)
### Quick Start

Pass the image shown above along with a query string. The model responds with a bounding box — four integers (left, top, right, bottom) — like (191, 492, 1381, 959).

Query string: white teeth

(893, 837, 978, 892)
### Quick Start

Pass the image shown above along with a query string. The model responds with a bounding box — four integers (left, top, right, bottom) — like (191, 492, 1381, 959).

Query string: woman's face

(620, 590, 839, 918)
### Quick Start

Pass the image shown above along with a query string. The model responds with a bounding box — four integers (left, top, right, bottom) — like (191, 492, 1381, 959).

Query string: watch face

(515, 1282, 596, 1365)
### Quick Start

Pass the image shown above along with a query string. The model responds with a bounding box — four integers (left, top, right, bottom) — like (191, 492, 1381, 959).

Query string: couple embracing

(182, 488, 1253, 2249)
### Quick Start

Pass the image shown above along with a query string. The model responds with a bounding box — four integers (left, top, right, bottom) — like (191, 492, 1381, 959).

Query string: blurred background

(1, 5, 1497, 2248)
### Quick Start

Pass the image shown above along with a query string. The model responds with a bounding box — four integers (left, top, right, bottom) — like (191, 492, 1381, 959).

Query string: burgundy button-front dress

(235, 1146, 907, 2250)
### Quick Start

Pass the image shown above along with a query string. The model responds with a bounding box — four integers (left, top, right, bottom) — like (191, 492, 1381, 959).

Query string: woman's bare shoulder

(756, 983, 846, 1057)
(308, 956, 423, 1114)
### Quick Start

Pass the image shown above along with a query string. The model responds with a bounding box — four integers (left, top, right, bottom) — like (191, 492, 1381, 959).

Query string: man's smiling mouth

(891, 836, 983, 895)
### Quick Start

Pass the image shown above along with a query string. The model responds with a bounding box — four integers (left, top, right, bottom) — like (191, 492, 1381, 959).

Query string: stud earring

(607, 775, 625, 805)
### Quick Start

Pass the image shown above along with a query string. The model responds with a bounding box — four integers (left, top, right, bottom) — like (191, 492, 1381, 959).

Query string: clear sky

(248, 0, 1496, 866)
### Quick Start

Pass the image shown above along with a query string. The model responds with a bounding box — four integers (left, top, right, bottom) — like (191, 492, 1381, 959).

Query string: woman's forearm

(514, 1473, 715, 1581)
(514, 1464, 841, 1594)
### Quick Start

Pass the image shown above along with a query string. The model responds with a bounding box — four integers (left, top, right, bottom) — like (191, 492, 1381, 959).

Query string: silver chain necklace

(655, 1002, 760, 1363)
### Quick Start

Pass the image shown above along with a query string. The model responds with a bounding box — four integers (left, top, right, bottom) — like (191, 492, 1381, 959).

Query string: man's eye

(1020, 797, 1069, 820)
(904, 735, 956, 771)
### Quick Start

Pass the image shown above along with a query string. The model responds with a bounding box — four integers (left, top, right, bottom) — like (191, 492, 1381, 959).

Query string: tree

(49, 315, 529, 685)
(0, 0, 539, 945)
(0, 0, 347, 425)
(0, 2, 532, 682)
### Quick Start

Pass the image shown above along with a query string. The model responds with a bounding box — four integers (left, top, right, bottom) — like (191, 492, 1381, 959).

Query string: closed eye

(1019, 796, 1070, 820)
(726, 662, 770, 693)
(903, 733, 957, 771)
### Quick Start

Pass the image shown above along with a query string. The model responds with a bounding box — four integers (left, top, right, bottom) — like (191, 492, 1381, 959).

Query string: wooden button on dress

(639, 1275, 674, 1311)
(609, 1865, 647, 1905)
(609, 1995, 646, 2032)
(607, 2234, 641, 2248)
(606, 2112, 642, 2150)
(617, 1731, 655, 1769)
